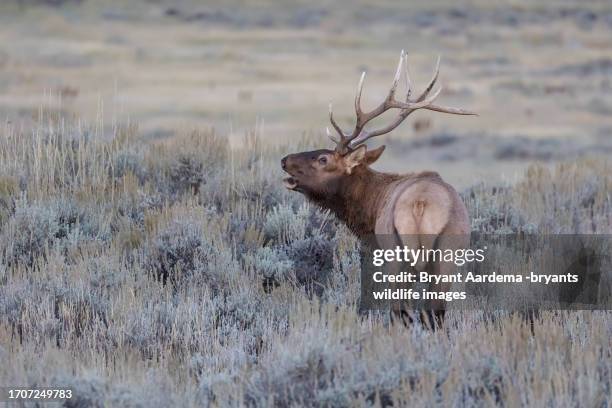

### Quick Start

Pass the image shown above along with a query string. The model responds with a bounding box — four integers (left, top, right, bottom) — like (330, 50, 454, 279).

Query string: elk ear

(364, 145, 385, 165)
(343, 145, 367, 174)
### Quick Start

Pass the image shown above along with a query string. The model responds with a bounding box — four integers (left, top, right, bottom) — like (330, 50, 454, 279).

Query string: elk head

(281, 50, 475, 201)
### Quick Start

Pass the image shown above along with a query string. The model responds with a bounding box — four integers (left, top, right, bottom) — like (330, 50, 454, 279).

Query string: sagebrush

(0, 116, 610, 407)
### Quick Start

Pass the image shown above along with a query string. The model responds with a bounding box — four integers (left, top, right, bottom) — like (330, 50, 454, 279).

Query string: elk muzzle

(281, 154, 299, 190)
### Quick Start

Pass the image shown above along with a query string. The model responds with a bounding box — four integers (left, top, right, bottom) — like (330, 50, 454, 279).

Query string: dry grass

(0, 111, 610, 407)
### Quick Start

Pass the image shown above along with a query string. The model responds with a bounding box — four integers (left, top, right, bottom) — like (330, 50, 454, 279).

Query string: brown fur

(281, 146, 469, 238)
(310, 166, 403, 236)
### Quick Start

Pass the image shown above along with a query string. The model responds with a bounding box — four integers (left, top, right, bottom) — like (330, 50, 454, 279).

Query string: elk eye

(318, 156, 328, 165)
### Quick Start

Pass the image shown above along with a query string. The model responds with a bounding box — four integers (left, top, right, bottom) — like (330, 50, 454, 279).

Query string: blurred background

(0, 0, 611, 187)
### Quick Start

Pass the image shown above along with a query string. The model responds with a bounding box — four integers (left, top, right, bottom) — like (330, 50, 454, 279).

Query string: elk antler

(327, 50, 476, 154)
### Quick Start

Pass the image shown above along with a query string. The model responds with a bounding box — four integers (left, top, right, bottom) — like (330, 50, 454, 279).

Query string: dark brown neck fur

(308, 166, 404, 236)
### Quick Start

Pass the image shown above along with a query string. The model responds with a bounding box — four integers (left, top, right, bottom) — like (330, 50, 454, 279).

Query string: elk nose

(281, 156, 287, 170)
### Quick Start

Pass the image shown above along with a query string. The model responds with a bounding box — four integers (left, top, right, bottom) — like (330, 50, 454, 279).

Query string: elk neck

(312, 165, 402, 237)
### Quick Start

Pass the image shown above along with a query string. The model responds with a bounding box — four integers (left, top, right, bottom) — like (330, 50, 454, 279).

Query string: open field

(0, 118, 610, 406)
(0, 1, 611, 407)
(1, 0, 612, 187)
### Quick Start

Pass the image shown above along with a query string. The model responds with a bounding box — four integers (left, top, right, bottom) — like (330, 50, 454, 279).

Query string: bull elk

(281, 51, 476, 327)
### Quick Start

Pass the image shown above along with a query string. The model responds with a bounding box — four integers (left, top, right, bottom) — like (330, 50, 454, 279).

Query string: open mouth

(283, 177, 298, 190)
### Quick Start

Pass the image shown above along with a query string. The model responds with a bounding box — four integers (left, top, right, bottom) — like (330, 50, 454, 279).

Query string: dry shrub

(0, 116, 609, 407)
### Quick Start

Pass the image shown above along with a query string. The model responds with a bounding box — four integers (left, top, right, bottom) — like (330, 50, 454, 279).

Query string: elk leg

(426, 233, 468, 327)
(421, 310, 446, 330)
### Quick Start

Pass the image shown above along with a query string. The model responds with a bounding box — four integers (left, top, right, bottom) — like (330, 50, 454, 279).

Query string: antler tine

(403, 52, 412, 101)
(422, 104, 477, 115)
(354, 72, 366, 116)
(389, 49, 405, 100)
(415, 55, 441, 102)
(411, 87, 443, 108)
(329, 102, 348, 140)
